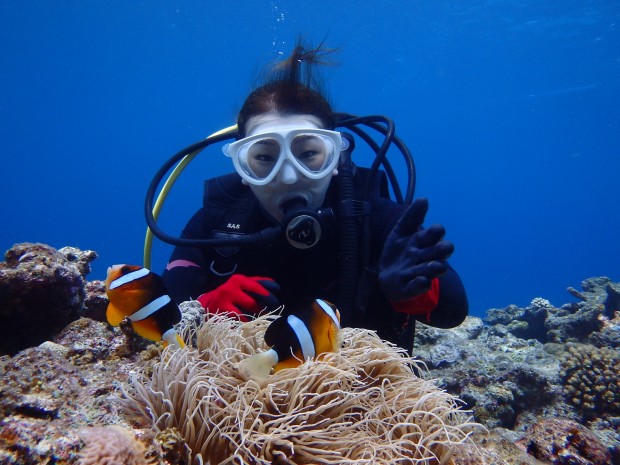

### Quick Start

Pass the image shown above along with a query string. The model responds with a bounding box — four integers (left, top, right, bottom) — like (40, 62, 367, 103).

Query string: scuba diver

(149, 43, 468, 353)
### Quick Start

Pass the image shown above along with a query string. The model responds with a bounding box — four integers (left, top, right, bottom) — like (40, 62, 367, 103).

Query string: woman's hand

(198, 274, 280, 321)
(379, 198, 454, 303)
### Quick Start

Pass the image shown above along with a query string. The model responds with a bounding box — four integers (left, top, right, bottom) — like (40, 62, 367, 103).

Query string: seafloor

(0, 242, 618, 464)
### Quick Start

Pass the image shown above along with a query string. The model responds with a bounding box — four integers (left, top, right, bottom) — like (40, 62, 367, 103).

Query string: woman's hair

(237, 42, 337, 136)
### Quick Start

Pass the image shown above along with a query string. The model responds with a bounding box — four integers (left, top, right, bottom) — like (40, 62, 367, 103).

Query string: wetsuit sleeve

(162, 208, 211, 303)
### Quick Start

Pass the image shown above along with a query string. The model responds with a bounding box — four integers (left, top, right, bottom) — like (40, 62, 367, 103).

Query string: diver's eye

(254, 153, 277, 162)
(291, 135, 328, 170)
(298, 150, 319, 160)
(248, 139, 280, 159)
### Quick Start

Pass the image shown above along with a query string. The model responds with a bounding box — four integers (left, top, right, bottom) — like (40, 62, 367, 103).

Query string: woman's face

(241, 113, 338, 222)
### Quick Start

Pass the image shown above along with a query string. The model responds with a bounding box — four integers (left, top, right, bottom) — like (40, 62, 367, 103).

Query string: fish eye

(120, 265, 132, 274)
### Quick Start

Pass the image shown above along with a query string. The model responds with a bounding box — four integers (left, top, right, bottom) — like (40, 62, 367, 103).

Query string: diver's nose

(279, 161, 299, 184)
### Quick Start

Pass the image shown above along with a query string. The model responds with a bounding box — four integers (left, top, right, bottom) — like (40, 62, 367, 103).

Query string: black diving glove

(379, 198, 454, 302)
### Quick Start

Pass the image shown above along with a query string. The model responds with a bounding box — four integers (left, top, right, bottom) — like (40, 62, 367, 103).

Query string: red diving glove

(389, 277, 440, 317)
(197, 274, 280, 322)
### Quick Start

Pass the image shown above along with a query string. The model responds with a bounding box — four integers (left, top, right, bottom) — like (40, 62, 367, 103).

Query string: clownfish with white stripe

(238, 298, 342, 380)
(105, 265, 185, 348)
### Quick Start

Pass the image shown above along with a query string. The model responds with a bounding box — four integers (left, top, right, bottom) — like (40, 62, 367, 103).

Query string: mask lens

(290, 134, 335, 175)
(238, 137, 282, 181)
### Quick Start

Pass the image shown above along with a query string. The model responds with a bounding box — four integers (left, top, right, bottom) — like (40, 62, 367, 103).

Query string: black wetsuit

(162, 168, 468, 352)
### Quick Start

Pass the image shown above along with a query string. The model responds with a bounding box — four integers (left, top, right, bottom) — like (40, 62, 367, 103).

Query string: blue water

(1, 1, 619, 317)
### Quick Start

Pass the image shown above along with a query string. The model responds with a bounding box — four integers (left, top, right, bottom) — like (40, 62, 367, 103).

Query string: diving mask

(223, 128, 349, 186)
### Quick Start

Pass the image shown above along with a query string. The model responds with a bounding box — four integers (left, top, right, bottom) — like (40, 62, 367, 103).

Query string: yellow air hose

(143, 125, 238, 269)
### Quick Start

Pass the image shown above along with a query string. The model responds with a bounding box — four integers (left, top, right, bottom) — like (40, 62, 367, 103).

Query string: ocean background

(1, 1, 618, 318)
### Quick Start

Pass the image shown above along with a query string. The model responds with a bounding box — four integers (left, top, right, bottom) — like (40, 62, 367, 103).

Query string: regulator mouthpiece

(282, 198, 323, 250)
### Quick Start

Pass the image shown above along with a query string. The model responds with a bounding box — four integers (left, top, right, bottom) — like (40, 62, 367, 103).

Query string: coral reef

(0, 243, 619, 464)
(413, 276, 620, 462)
(78, 425, 148, 465)
(414, 317, 565, 430)
(82, 280, 108, 321)
(0, 243, 96, 355)
(560, 343, 620, 420)
(485, 276, 620, 347)
(525, 418, 612, 465)
(0, 318, 151, 464)
(123, 314, 479, 464)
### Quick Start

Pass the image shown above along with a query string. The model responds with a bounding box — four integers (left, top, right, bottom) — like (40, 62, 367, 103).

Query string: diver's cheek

(306, 178, 332, 209)
(248, 185, 282, 221)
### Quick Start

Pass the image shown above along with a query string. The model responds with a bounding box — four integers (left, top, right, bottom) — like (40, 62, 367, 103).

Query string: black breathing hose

(335, 113, 416, 205)
(336, 133, 359, 325)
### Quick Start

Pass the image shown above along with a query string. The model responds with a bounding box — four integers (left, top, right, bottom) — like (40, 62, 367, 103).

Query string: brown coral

(525, 417, 612, 465)
(0, 243, 93, 354)
(560, 343, 620, 419)
(122, 314, 479, 464)
(78, 425, 148, 465)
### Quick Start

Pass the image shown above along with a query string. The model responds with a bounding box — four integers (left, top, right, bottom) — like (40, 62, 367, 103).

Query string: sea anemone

(121, 314, 479, 464)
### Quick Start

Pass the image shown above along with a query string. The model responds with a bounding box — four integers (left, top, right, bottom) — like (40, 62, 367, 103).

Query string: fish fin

(334, 327, 344, 351)
(131, 319, 163, 343)
(238, 349, 279, 381)
(162, 328, 186, 349)
(106, 303, 127, 327)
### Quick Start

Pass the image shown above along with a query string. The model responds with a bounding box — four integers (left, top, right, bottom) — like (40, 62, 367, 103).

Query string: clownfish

(238, 298, 342, 380)
(105, 265, 185, 348)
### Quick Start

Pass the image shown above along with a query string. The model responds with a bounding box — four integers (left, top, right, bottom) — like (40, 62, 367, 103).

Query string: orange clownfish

(105, 265, 185, 348)
(238, 298, 342, 380)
